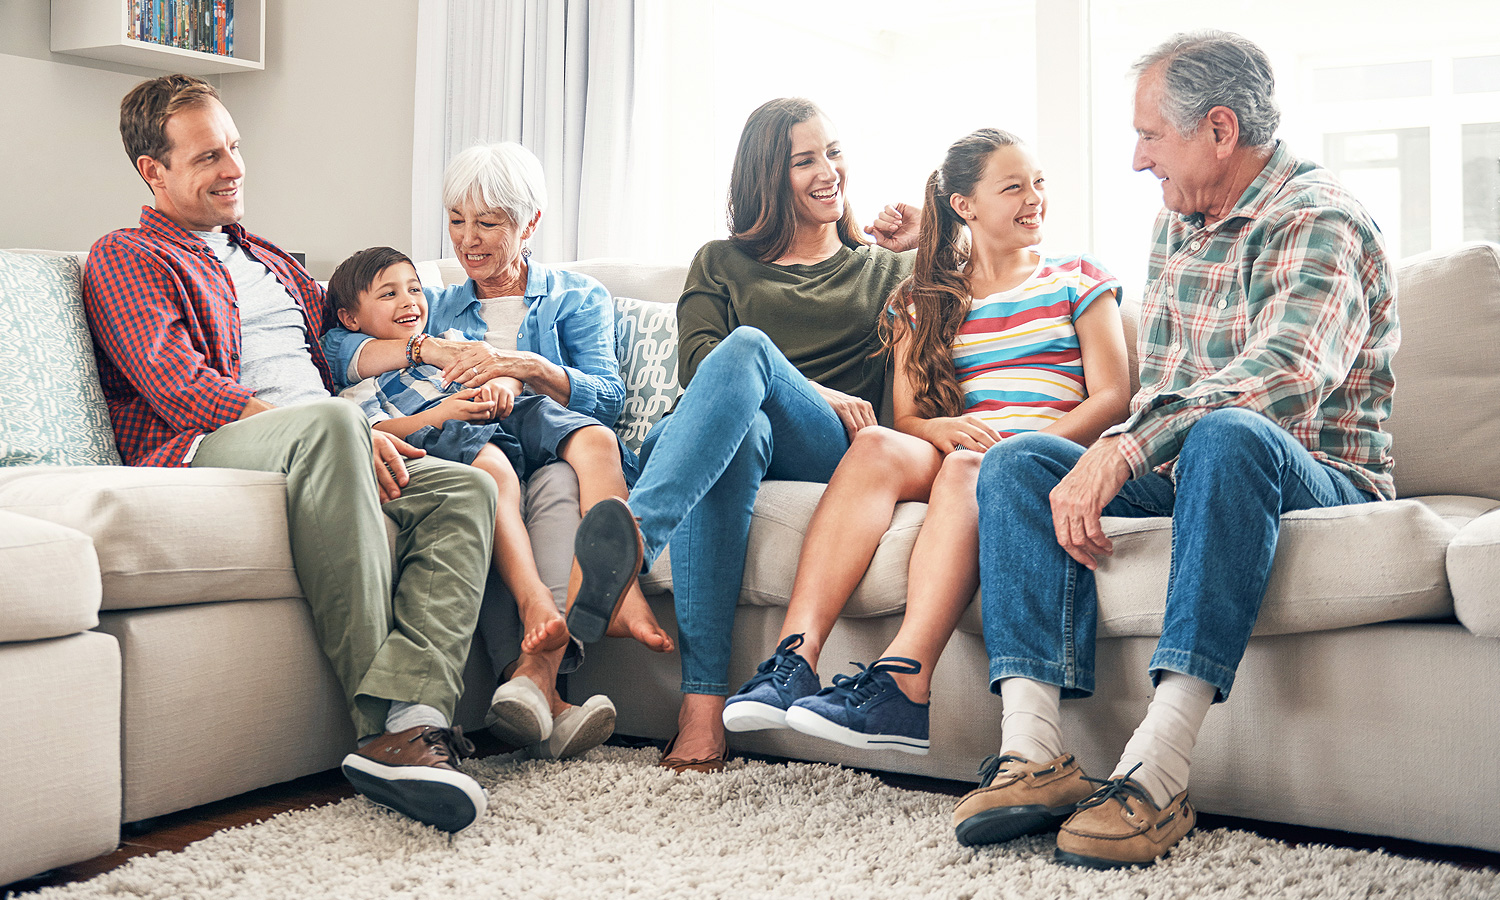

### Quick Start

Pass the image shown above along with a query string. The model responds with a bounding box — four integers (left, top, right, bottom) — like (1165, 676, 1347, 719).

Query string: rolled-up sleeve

(554, 281, 626, 425)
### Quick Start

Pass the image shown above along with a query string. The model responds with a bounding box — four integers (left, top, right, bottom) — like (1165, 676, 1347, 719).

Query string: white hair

(441, 142, 549, 227)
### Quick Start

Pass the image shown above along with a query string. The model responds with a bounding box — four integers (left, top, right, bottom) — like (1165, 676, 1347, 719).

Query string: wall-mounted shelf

(50, 0, 264, 75)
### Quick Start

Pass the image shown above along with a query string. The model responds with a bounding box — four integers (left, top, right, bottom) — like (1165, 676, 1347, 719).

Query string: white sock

(1112, 672, 1216, 807)
(385, 701, 449, 735)
(999, 678, 1064, 764)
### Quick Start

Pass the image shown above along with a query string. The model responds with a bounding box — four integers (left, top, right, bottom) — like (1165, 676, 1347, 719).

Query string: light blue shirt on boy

(321, 260, 626, 427)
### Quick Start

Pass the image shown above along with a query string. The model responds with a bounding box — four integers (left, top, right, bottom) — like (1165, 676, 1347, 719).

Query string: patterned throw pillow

(0, 251, 122, 467)
(613, 296, 681, 452)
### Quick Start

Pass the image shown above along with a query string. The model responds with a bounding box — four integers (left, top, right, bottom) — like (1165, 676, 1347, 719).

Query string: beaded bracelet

(405, 333, 428, 366)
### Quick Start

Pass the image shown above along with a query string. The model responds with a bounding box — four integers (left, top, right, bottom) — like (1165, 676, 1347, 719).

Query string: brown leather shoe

(952, 753, 1097, 846)
(659, 733, 725, 774)
(568, 497, 645, 643)
(1054, 776, 1195, 868)
(341, 725, 487, 832)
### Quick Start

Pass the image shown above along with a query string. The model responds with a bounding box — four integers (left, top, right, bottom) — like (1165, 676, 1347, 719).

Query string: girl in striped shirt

(723, 129, 1132, 754)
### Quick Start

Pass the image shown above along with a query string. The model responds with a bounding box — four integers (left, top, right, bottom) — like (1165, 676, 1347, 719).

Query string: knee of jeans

(1180, 408, 1283, 470)
(699, 326, 775, 376)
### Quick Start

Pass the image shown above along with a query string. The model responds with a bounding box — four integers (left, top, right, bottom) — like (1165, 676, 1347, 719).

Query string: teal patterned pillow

(0, 251, 122, 467)
(613, 296, 681, 452)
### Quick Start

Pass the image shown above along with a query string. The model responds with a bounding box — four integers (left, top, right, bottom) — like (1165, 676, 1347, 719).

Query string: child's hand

(434, 388, 499, 422)
(920, 415, 1002, 454)
(476, 379, 517, 419)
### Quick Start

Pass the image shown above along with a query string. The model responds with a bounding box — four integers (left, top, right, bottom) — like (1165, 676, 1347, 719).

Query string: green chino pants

(191, 399, 497, 739)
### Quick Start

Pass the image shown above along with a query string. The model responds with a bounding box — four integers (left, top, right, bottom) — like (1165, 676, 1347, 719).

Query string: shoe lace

(414, 725, 475, 764)
(740, 633, 808, 692)
(818, 656, 921, 708)
(1074, 763, 1172, 824)
(976, 753, 1037, 787)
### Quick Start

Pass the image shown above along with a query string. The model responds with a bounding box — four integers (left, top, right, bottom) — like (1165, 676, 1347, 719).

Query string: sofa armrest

(1450, 508, 1500, 637)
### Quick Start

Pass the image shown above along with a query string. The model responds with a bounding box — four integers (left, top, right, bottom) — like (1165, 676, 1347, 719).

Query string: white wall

(1, 0, 419, 279)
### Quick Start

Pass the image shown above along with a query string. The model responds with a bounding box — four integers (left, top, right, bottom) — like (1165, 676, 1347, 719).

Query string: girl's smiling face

(953, 143, 1046, 250)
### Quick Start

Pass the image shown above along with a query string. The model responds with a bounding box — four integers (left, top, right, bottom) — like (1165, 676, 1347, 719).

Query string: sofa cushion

(1450, 507, 1500, 638)
(0, 250, 122, 468)
(0, 509, 102, 642)
(1385, 242, 1500, 502)
(612, 296, 682, 452)
(566, 259, 690, 307)
(0, 465, 303, 610)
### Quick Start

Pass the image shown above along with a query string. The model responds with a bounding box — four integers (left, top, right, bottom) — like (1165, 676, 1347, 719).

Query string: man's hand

(371, 429, 426, 502)
(1049, 435, 1131, 570)
(865, 202, 921, 252)
(812, 382, 877, 440)
(440, 343, 534, 388)
(915, 415, 1002, 454)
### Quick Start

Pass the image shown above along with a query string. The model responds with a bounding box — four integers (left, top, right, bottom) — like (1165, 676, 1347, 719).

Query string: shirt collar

(139, 205, 249, 250)
(1179, 139, 1295, 230)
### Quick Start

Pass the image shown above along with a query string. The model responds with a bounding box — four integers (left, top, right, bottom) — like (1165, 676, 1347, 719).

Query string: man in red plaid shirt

(83, 74, 498, 833)
(953, 32, 1399, 868)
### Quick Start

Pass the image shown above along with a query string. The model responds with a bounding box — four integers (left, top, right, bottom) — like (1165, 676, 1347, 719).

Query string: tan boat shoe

(952, 753, 1096, 846)
(1054, 775, 1195, 868)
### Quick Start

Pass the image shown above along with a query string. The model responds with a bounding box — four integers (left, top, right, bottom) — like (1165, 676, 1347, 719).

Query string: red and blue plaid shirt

(1106, 142, 1400, 500)
(83, 206, 336, 467)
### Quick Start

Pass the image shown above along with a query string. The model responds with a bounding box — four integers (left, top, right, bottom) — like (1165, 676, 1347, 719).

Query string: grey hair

(441, 142, 549, 227)
(1132, 30, 1280, 147)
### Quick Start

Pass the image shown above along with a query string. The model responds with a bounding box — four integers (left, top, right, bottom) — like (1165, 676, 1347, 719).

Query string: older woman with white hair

(321, 142, 672, 761)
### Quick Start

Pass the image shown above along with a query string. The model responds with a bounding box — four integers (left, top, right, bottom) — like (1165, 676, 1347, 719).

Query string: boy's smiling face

(337, 261, 428, 340)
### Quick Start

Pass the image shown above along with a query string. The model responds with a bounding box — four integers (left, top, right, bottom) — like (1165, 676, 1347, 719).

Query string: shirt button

(1191, 239, 1204, 251)
(1217, 299, 1228, 309)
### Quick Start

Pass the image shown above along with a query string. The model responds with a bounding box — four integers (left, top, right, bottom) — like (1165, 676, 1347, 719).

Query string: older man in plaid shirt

(951, 31, 1399, 868)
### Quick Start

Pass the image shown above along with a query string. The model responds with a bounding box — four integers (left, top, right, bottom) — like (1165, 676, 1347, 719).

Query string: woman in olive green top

(570, 98, 917, 771)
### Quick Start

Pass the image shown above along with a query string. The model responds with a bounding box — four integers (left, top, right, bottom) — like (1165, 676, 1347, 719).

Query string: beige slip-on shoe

(485, 675, 553, 746)
(527, 694, 616, 760)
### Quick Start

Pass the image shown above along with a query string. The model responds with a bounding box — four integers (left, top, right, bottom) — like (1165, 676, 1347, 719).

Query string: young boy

(327, 246, 627, 758)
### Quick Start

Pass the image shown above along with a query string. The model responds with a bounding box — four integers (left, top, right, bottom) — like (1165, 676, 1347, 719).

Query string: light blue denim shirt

(321, 260, 625, 426)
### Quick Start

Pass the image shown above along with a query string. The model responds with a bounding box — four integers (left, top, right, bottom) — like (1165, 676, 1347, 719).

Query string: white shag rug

(20, 747, 1498, 900)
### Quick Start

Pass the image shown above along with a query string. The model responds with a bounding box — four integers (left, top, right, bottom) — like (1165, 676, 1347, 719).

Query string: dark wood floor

(7, 734, 1498, 896)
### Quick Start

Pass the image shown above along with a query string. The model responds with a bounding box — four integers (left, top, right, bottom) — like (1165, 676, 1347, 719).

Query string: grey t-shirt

(197, 231, 329, 408)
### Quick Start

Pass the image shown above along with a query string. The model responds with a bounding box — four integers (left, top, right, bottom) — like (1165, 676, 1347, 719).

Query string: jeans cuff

(1148, 648, 1234, 703)
(679, 680, 729, 697)
(987, 657, 1093, 700)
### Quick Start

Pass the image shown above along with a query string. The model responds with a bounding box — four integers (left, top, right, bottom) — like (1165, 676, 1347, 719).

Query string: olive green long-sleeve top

(676, 240, 915, 408)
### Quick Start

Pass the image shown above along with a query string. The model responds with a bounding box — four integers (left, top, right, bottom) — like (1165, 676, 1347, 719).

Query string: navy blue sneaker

(784, 656, 929, 755)
(722, 634, 821, 732)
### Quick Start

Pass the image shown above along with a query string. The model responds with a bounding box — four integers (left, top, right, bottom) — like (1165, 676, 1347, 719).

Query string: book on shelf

(126, 0, 236, 57)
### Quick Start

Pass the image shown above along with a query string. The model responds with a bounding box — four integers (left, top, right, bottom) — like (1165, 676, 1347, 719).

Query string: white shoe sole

(722, 700, 792, 732)
(530, 695, 616, 760)
(784, 706, 930, 755)
(341, 753, 487, 832)
(486, 676, 553, 745)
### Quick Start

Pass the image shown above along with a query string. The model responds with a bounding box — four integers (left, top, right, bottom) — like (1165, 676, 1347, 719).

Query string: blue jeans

(977, 408, 1376, 703)
(632, 328, 851, 694)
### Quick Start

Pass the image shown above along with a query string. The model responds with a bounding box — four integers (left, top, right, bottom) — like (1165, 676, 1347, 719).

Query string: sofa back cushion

(1385, 242, 1500, 501)
(0, 250, 122, 467)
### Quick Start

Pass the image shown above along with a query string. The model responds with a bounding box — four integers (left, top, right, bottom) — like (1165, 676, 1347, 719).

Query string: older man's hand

(1049, 435, 1130, 570)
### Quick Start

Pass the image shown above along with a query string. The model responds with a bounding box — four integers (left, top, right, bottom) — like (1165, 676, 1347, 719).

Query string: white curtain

(413, 0, 636, 264)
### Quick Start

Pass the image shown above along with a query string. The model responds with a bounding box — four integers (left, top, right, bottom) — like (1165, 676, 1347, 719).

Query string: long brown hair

(880, 128, 1023, 418)
(727, 98, 866, 263)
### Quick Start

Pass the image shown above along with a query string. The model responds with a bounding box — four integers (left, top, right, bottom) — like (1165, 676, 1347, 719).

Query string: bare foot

(510, 651, 569, 717)
(666, 693, 726, 763)
(605, 585, 674, 653)
(521, 617, 570, 653)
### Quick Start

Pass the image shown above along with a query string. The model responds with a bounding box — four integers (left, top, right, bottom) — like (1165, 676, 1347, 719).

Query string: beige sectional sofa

(1, 241, 1498, 886)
